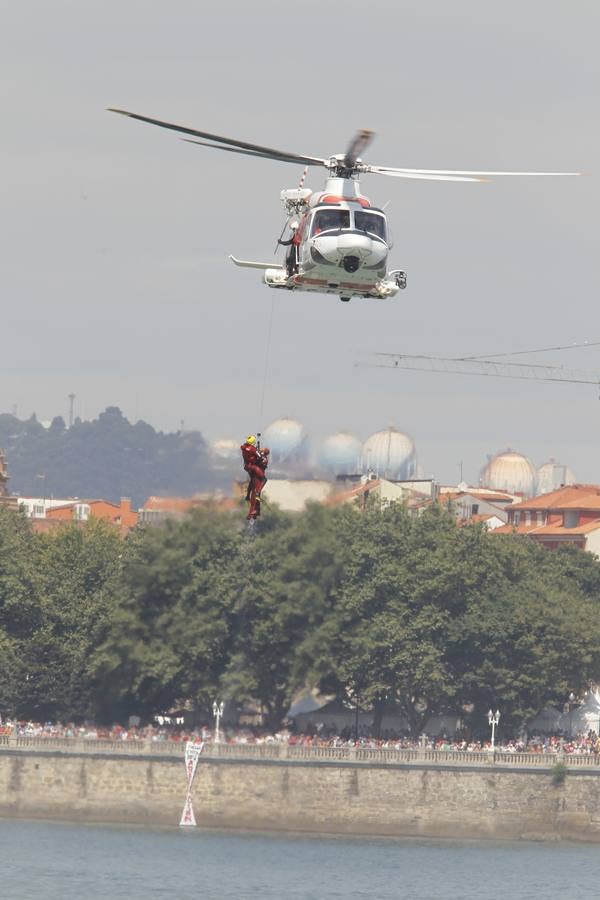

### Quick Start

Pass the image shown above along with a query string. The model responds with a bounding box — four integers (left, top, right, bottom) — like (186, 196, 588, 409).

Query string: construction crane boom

(358, 350, 600, 387)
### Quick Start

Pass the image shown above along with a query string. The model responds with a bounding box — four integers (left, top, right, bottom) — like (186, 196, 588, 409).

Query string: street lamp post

(568, 692, 575, 738)
(488, 709, 500, 749)
(212, 700, 224, 743)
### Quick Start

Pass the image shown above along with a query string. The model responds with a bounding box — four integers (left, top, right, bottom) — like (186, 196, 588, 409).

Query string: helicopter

(108, 109, 582, 303)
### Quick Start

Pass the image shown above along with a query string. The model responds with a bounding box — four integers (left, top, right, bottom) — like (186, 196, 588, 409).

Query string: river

(3, 820, 599, 899)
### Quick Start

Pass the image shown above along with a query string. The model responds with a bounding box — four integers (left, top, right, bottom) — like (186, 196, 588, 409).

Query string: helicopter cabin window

(311, 210, 350, 235)
(354, 211, 386, 240)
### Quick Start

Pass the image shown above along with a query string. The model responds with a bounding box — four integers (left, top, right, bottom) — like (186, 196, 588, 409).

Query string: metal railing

(1, 736, 600, 769)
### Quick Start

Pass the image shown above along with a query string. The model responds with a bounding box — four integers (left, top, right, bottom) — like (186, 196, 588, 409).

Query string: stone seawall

(1, 749, 600, 841)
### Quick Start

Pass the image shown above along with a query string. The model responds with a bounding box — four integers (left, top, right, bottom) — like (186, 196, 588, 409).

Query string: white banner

(179, 740, 204, 827)
(179, 790, 197, 827)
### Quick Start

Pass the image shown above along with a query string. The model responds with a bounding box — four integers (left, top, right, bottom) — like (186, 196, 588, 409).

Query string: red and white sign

(179, 740, 204, 827)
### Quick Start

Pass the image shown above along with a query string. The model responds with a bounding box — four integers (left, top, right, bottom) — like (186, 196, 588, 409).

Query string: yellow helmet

(246, 434, 257, 445)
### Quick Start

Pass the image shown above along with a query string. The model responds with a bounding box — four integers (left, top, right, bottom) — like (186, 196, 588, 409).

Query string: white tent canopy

(528, 691, 600, 736)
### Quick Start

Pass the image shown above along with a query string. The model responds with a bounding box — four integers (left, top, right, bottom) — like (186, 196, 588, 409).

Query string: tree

(316, 503, 467, 734)
(94, 509, 240, 721)
(2, 493, 599, 735)
(456, 535, 600, 734)
(0, 506, 42, 639)
(28, 519, 125, 720)
(0, 507, 43, 715)
(0, 406, 218, 507)
(223, 504, 345, 730)
(313, 502, 600, 737)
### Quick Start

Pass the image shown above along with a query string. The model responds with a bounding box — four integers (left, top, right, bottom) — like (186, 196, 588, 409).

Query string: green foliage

(0, 406, 221, 507)
(0, 506, 42, 638)
(93, 509, 240, 720)
(0, 509, 123, 719)
(551, 760, 567, 786)
(1, 500, 600, 732)
(311, 503, 600, 735)
(223, 504, 346, 729)
(31, 519, 124, 719)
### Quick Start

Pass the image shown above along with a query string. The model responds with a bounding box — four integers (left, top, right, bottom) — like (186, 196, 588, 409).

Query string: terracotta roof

(470, 513, 504, 523)
(31, 519, 77, 533)
(142, 496, 197, 512)
(457, 514, 504, 528)
(141, 495, 237, 513)
(324, 480, 381, 508)
(493, 524, 533, 534)
(323, 480, 429, 510)
(494, 520, 600, 537)
(46, 499, 119, 514)
(558, 495, 600, 511)
(438, 491, 515, 505)
(534, 521, 600, 536)
(508, 484, 600, 511)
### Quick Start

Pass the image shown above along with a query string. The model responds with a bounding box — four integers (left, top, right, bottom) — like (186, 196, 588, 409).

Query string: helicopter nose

(365, 240, 387, 265)
(337, 233, 371, 254)
(312, 233, 386, 269)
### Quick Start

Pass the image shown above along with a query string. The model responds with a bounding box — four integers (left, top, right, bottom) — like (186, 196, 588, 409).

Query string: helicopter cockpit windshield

(311, 210, 350, 235)
(354, 211, 386, 241)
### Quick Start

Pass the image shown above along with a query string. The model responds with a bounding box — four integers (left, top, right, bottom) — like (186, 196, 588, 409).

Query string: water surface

(3, 820, 599, 899)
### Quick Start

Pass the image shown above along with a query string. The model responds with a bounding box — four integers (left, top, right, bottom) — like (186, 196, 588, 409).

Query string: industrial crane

(358, 340, 600, 389)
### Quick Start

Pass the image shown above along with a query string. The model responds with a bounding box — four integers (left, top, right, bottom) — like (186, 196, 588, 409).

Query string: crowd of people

(2, 719, 600, 755)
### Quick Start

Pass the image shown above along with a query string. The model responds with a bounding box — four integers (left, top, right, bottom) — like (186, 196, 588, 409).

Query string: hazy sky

(2, 1, 598, 484)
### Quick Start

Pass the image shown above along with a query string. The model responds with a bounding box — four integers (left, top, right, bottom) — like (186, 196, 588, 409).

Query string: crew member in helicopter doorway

(278, 220, 300, 277)
(240, 435, 269, 519)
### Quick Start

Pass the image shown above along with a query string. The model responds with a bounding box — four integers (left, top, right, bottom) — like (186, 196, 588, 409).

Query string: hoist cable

(258, 294, 277, 428)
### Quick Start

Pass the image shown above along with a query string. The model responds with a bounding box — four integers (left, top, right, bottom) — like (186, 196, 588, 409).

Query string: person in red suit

(240, 435, 269, 519)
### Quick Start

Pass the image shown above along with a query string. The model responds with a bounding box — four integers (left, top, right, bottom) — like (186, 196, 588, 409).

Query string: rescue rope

(258, 294, 276, 428)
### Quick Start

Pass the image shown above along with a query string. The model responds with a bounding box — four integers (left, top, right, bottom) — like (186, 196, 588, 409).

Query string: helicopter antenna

(298, 166, 309, 189)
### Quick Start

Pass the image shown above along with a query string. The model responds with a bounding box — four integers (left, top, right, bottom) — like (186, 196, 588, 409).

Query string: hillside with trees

(1, 501, 599, 735)
(0, 407, 225, 507)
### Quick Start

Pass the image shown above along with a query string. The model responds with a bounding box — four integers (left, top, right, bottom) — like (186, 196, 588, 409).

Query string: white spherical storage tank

(362, 426, 416, 480)
(263, 417, 307, 465)
(319, 432, 363, 475)
(536, 460, 576, 496)
(480, 448, 536, 496)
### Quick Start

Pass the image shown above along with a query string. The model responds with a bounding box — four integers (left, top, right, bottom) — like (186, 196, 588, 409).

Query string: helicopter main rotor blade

(344, 129, 374, 167)
(365, 166, 488, 183)
(366, 164, 583, 179)
(108, 108, 328, 167)
(182, 138, 316, 166)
